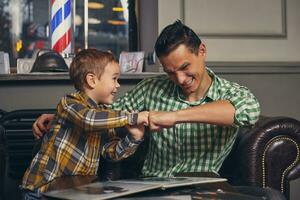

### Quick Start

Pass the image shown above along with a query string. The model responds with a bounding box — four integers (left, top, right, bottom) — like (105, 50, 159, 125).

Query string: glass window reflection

(0, 0, 133, 68)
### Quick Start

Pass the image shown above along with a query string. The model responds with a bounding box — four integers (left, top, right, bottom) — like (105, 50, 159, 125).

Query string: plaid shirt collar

(78, 91, 99, 109)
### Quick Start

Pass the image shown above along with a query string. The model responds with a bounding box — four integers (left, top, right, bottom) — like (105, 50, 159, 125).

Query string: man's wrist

(173, 110, 180, 124)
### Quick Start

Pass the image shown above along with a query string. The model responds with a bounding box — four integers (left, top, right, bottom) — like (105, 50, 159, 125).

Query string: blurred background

(0, 0, 133, 67)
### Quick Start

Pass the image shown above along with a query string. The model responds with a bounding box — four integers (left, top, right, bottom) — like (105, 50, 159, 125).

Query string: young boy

(21, 49, 148, 199)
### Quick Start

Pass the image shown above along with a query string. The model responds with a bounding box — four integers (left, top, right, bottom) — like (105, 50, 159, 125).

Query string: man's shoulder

(209, 69, 244, 89)
(138, 74, 171, 88)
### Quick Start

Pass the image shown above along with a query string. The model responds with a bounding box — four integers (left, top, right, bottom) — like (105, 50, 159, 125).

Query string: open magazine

(43, 177, 227, 200)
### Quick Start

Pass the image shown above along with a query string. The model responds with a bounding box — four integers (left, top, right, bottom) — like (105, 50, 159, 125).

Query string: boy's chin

(103, 99, 114, 105)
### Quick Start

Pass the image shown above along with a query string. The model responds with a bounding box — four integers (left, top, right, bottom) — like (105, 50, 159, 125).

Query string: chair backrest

(0, 109, 55, 179)
(0, 125, 5, 200)
(0, 109, 6, 120)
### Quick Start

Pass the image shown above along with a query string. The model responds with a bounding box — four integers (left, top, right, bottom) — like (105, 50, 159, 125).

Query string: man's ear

(198, 43, 206, 56)
(85, 73, 96, 89)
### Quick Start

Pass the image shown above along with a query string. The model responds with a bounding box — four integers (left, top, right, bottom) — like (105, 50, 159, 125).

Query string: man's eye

(182, 65, 189, 70)
(165, 71, 174, 76)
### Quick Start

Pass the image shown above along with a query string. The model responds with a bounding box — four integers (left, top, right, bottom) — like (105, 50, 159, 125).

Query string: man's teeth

(185, 79, 193, 86)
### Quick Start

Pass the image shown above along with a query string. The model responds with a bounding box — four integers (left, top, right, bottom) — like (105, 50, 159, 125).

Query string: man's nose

(116, 81, 120, 88)
(175, 72, 186, 84)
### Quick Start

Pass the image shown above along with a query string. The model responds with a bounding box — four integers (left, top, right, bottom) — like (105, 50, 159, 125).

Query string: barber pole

(50, 0, 73, 55)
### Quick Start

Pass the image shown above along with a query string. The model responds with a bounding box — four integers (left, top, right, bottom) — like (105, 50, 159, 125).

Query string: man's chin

(182, 86, 194, 94)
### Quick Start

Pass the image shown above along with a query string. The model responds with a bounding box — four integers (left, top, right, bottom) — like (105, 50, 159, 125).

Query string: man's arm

(32, 114, 55, 139)
(149, 86, 260, 131)
(149, 100, 235, 131)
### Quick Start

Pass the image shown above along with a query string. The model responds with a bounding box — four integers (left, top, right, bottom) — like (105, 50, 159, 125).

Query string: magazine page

(43, 177, 227, 199)
(43, 181, 161, 200)
(114, 177, 227, 189)
(117, 195, 192, 200)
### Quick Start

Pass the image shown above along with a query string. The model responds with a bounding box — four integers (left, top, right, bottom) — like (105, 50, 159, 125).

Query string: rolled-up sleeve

(101, 129, 143, 161)
(223, 85, 260, 127)
(56, 94, 130, 132)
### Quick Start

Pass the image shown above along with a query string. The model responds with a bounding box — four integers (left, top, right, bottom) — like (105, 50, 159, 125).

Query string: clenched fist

(148, 111, 177, 131)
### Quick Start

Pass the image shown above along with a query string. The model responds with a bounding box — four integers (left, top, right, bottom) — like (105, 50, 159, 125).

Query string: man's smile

(182, 77, 194, 88)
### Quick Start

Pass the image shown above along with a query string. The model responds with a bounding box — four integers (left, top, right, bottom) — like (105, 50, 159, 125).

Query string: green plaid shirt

(113, 68, 260, 177)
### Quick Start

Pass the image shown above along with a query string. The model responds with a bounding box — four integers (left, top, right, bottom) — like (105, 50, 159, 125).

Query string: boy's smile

(91, 61, 120, 104)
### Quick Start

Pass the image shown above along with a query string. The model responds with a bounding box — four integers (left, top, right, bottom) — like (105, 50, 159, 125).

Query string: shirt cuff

(125, 134, 144, 146)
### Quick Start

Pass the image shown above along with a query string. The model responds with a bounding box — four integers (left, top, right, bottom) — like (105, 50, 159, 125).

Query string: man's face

(159, 44, 206, 98)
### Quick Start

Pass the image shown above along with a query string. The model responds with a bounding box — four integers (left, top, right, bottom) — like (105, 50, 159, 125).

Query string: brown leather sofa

(99, 116, 300, 200)
(219, 116, 300, 200)
(1, 110, 300, 200)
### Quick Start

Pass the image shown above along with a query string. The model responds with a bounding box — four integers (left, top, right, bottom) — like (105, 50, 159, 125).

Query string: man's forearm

(148, 100, 236, 131)
(175, 100, 235, 126)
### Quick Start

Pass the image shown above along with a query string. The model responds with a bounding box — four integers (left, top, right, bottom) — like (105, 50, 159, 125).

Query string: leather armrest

(220, 116, 300, 199)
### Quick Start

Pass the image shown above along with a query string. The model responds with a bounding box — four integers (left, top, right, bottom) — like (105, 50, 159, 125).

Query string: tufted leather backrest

(219, 116, 300, 199)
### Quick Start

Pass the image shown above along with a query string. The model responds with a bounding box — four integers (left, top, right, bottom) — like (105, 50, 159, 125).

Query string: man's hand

(32, 114, 55, 139)
(148, 111, 177, 131)
(137, 111, 149, 126)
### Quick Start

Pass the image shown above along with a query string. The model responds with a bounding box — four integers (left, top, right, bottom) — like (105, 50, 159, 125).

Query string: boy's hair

(154, 20, 201, 58)
(69, 49, 117, 91)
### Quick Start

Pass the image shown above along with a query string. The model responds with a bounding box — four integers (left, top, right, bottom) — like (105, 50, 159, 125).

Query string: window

(0, 0, 137, 67)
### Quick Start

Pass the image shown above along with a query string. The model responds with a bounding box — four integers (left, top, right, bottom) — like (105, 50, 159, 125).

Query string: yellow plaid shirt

(22, 92, 142, 192)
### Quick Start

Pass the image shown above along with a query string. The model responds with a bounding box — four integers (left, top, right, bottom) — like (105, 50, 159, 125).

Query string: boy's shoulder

(57, 92, 87, 107)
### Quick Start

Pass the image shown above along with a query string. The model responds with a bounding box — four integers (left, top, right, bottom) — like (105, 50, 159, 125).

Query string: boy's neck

(83, 90, 99, 105)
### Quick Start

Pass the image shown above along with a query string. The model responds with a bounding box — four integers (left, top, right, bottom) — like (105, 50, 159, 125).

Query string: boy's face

(94, 61, 120, 104)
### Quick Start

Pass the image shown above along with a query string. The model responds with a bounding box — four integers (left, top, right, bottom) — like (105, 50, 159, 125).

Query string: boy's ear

(85, 73, 96, 89)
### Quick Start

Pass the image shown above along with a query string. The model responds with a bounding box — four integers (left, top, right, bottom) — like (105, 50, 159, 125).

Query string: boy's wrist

(126, 134, 144, 146)
(127, 111, 138, 125)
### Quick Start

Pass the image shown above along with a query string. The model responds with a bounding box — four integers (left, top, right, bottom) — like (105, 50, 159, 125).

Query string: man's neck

(186, 71, 212, 102)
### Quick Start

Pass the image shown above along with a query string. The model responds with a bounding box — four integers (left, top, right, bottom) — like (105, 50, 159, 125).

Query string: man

(33, 20, 260, 177)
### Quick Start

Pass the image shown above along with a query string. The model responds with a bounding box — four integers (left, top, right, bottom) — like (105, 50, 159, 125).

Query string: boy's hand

(32, 114, 55, 139)
(126, 124, 145, 141)
(137, 111, 149, 126)
(126, 111, 148, 141)
(149, 111, 177, 131)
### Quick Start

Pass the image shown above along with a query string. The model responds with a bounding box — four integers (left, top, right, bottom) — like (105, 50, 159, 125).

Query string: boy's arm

(32, 78, 152, 138)
(57, 94, 139, 132)
(101, 126, 144, 161)
(32, 94, 148, 139)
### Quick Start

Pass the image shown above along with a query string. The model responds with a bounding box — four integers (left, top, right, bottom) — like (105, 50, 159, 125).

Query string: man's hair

(69, 49, 117, 91)
(154, 20, 201, 58)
